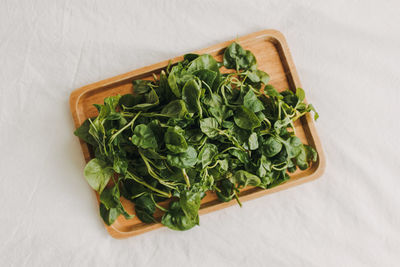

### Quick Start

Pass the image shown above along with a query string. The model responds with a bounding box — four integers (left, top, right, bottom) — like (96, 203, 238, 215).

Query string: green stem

(150, 194, 168, 212)
(182, 168, 191, 188)
(271, 162, 288, 171)
(291, 111, 308, 122)
(234, 190, 242, 207)
(278, 101, 282, 120)
(139, 151, 177, 190)
(126, 171, 171, 198)
(219, 131, 245, 151)
(207, 160, 220, 169)
(129, 191, 146, 200)
(109, 111, 142, 144)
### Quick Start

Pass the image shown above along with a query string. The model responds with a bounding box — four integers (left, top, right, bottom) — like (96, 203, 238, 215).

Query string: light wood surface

(69, 29, 325, 239)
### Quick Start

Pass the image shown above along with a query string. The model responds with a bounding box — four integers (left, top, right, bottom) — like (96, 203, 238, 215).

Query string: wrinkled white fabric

(1, 0, 399, 266)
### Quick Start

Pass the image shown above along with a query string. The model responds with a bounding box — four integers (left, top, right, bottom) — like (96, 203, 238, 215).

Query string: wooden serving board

(70, 29, 325, 239)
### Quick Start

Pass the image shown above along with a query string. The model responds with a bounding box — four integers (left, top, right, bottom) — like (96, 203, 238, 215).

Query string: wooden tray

(70, 29, 325, 239)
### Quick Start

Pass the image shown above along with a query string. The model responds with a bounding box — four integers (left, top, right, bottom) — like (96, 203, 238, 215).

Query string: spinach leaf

(134, 194, 156, 223)
(263, 136, 283, 157)
(99, 203, 120, 226)
(84, 159, 113, 193)
(198, 143, 218, 168)
(131, 124, 158, 150)
(243, 88, 264, 113)
(182, 79, 202, 116)
(187, 54, 219, 73)
(223, 42, 257, 70)
(161, 200, 198, 231)
(193, 69, 217, 88)
(248, 132, 259, 150)
(234, 106, 261, 130)
(167, 146, 198, 168)
(216, 179, 235, 202)
(164, 126, 188, 153)
(209, 105, 233, 125)
(200, 117, 220, 138)
(74, 118, 97, 146)
(231, 170, 261, 188)
(161, 100, 188, 118)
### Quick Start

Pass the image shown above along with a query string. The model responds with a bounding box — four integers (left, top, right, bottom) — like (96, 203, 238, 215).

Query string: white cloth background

(1, 0, 399, 266)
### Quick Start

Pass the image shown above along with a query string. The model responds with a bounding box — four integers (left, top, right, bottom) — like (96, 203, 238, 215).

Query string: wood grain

(70, 29, 325, 239)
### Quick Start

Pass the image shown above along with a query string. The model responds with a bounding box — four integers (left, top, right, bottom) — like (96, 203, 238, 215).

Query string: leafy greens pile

(74, 42, 319, 231)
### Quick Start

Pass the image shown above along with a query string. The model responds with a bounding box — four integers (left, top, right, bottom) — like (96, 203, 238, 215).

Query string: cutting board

(70, 29, 325, 239)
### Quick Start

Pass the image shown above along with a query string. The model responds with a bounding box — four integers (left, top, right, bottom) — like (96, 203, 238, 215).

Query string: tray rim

(70, 29, 326, 239)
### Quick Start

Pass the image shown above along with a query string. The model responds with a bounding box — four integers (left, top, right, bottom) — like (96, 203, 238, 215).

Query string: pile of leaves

(74, 42, 319, 231)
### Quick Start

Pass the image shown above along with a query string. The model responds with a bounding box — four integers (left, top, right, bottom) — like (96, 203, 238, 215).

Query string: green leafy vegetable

(74, 41, 319, 231)
(131, 124, 158, 149)
(84, 159, 113, 194)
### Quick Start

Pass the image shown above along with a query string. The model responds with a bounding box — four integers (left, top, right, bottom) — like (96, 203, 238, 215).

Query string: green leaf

(131, 124, 158, 149)
(84, 159, 113, 193)
(216, 179, 235, 202)
(182, 79, 202, 116)
(161, 201, 198, 231)
(167, 146, 198, 168)
(164, 126, 188, 154)
(248, 132, 259, 150)
(121, 179, 146, 200)
(161, 100, 188, 118)
(99, 203, 120, 226)
(231, 170, 261, 188)
(74, 119, 97, 146)
(179, 190, 202, 222)
(134, 194, 156, 223)
(131, 88, 159, 110)
(263, 136, 283, 157)
(203, 91, 223, 107)
(167, 70, 180, 97)
(185, 129, 204, 144)
(307, 104, 319, 121)
(264, 85, 283, 99)
(200, 117, 220, 138)
(257, 155, 272, 179)
(234, 106, 261, 130)
(246, 69, 270, 85)
(229, 149, 250, 164)
(133, 80, 152, 94)
(193, 69, 217, 88)
(187, 54, 220, 73)
(183, 53, 199, 63)
(104, 95, 121, 120)
(209, 105, 233, 125)
(119, 94, 143, 109)
(243, 88, 264, 113)
(296, 88, 305, 102)
(99, 184, 135, 224)
(198, 143, 218, 168)
(274, 117, 291, 134)
(282, 136, 302, 159)
(156, 70, 175, 104)
(100, 185, 120, 209)
(168, 64, 194, 98)
(113, 154, 128, 174)
(223, 42, 257, 70)
(304, 144, 318, 162)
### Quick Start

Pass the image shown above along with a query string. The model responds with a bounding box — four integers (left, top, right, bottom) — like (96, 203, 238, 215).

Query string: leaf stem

(109, 111, 142, 144)
(126, 171, 171, 198)
(182, 168, 191, 188)
(139, 151, 178, 190)
(150, 194, 168, 212)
